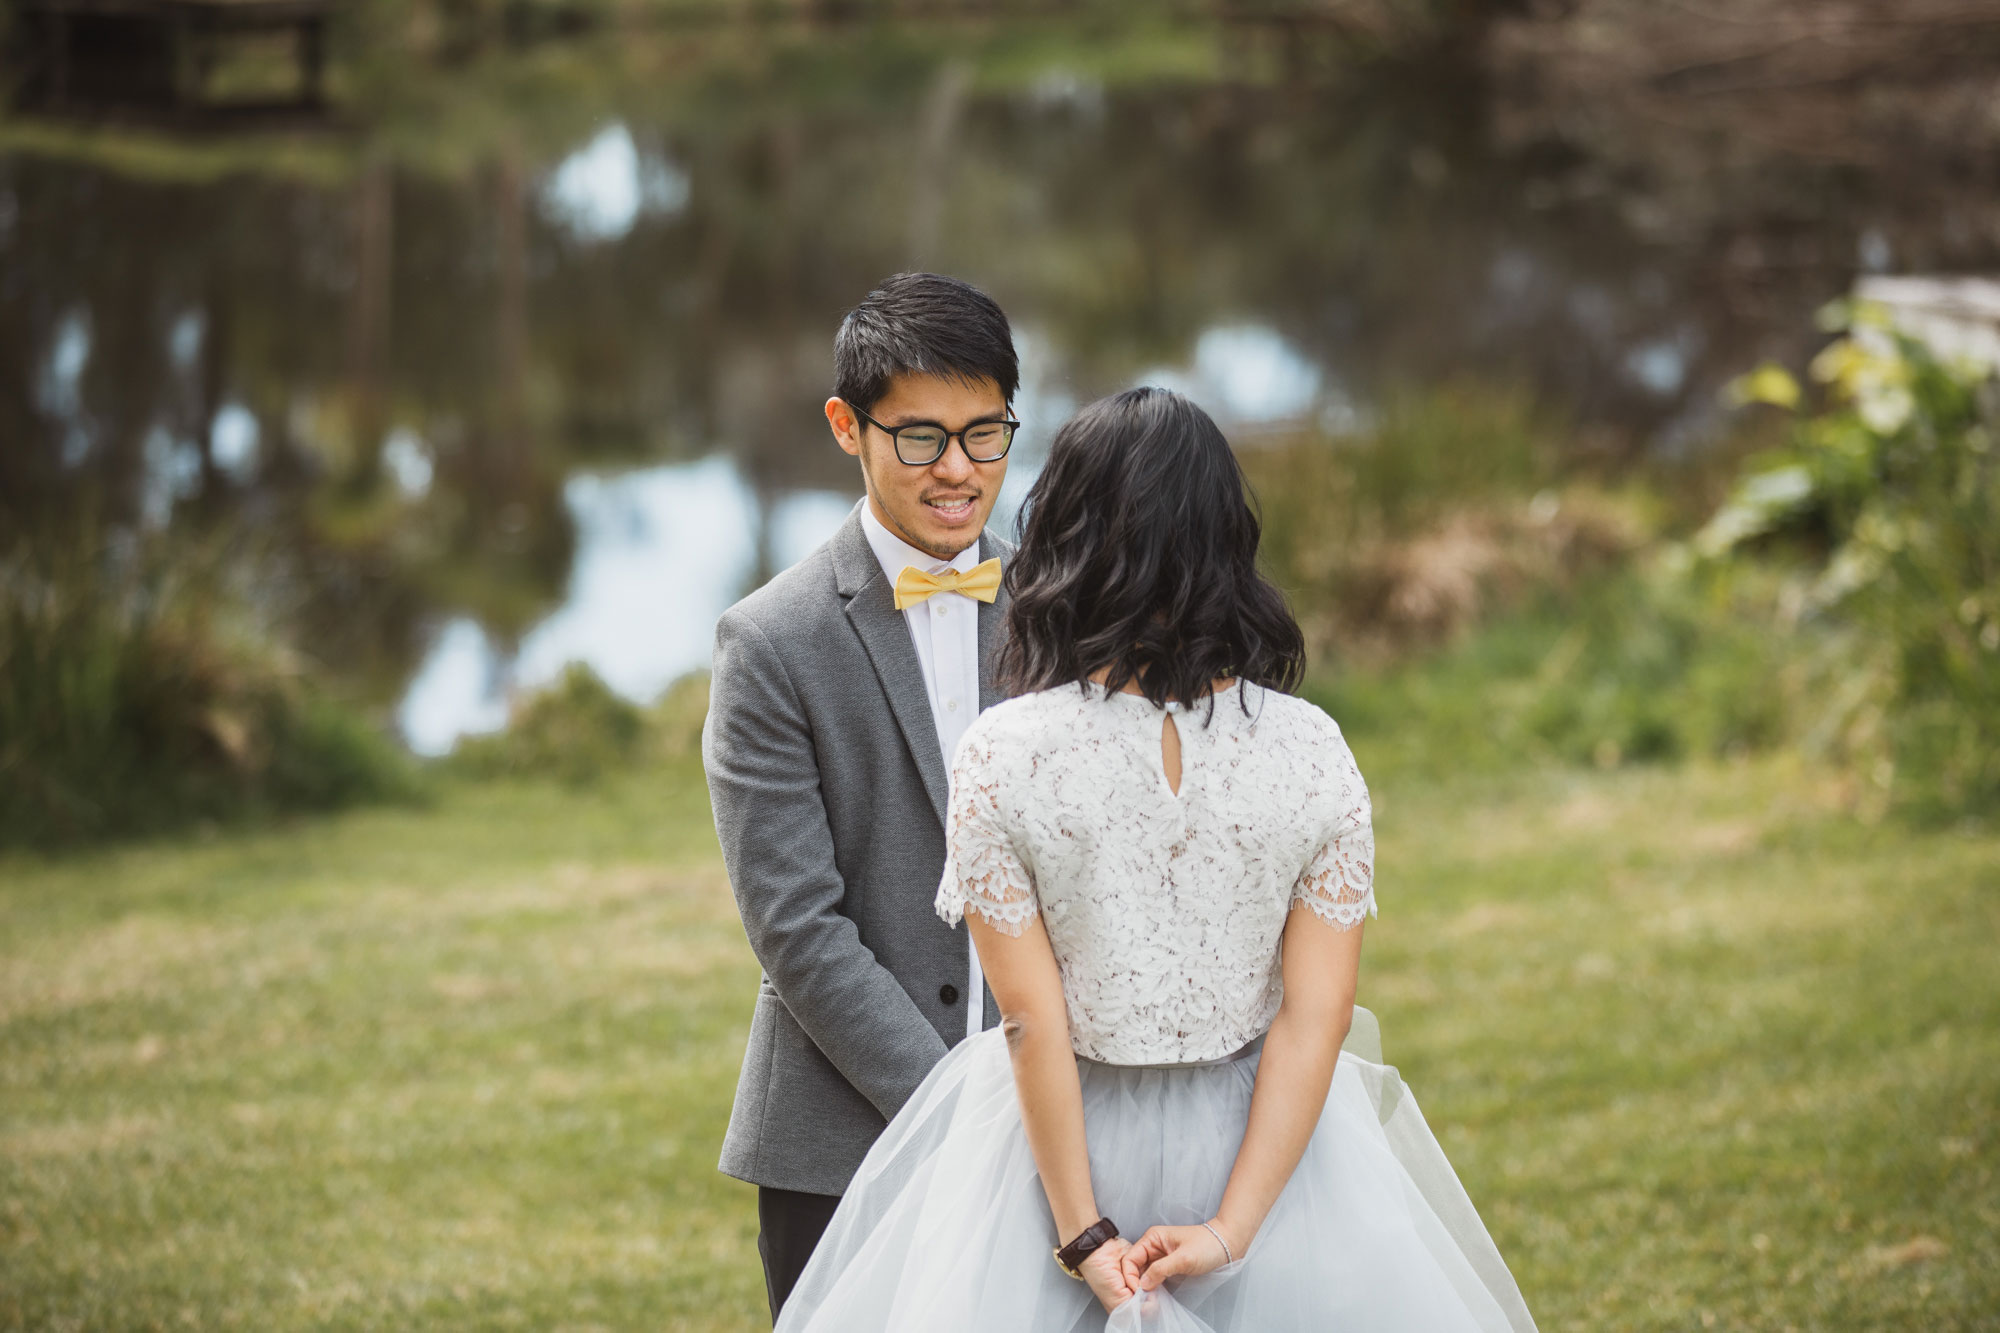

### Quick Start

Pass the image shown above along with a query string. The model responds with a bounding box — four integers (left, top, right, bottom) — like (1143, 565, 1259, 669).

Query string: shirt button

(939, 984, 960, 1005)
(934, 602, 948, 616)
(946, 698, 959, 712)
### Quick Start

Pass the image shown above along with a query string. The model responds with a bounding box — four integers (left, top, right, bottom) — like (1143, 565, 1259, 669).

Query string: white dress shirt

(858, 498, 988, 1040)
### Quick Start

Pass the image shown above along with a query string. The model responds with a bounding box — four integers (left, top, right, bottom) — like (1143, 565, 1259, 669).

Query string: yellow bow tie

(893, 558, 1002, 611)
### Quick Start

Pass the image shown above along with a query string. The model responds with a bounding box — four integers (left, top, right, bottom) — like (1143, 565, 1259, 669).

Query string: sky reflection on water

(401, 455, 770, 753)
(392, 309, 1322, 753)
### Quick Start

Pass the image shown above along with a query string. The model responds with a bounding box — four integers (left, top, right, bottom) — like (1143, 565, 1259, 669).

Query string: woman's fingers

(1136, 1247, 1183, 1290)
(1130, 1224, 1234, 1290)
(1113, 1223, 1239, 1293)
(1120, 1248, 1152, 1290)
(1118, 1230, 1158, 1289)
(1121, 1247, 1151, 1288)
(1136, 1229, 1196, 1291)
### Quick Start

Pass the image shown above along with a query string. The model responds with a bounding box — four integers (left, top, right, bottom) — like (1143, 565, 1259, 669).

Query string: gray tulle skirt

(774, 1009, 1537, 1332)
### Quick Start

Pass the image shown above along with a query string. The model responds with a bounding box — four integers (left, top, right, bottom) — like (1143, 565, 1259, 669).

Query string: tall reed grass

(0, 524, 420, 849)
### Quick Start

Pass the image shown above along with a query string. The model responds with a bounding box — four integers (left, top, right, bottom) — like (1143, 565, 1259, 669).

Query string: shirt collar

(857, 496, 981, 586)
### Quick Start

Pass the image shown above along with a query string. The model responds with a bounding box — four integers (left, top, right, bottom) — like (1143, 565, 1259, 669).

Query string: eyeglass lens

(894, 422, 1014, 465)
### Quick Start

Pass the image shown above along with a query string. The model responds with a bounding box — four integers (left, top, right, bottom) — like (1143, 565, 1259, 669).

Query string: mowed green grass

(0, 764, 765, 1332)
(2, 751, 1995, 1330)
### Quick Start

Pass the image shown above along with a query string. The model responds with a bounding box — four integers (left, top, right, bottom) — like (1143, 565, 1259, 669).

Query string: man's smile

(924, 494, 980, 522)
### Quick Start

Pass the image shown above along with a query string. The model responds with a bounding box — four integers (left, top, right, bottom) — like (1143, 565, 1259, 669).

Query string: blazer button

(939, 984, 960, 1005)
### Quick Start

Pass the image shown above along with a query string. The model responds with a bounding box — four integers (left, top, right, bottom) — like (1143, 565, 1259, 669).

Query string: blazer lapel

(977, 527, 1014, 712)
(833, 510, 950, 828)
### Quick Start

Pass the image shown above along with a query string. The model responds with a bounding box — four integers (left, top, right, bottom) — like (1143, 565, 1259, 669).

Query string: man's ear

(826, 397, 862, 458)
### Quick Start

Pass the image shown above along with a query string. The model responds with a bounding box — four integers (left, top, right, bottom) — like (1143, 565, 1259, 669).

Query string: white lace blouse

(934, 679, 1376, 1065)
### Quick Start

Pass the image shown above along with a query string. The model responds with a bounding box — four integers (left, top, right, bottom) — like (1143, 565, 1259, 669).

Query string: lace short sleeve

(935, 726, 1039, 938)
(1290, 732, 1377, 931)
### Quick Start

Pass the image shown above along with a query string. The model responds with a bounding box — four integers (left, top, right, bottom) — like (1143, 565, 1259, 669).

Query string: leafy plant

(0, 527, 421, 849)
(1244, 380, 1643, 665)
(1700, 301, 2000, 818)
(444, 663, 708, 786)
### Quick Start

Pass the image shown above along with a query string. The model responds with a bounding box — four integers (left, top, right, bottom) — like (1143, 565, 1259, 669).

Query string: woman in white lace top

(937, 679, 1375, 1066)
(776, 388, 1536, 1332)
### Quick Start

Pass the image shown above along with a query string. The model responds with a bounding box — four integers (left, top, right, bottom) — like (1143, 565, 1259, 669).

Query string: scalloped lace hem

(935, 878, 1040, 939)
(1291, 890, 1378, 932)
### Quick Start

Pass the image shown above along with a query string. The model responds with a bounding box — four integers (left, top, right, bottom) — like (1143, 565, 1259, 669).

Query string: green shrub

(1515, 567, 1795, 768)
(1702, 302, 2000, 819)
(1307, 566, 1805, 783)
(1249, 378, 1557, 579)
(1304, 307, 1997, 823)
(1243, 380, 1643, 665)
(446, 662, 643, 786)
(444, 663, 708, 786)
(0, 530, 422, 849)
(1252, 377, 1783, 780)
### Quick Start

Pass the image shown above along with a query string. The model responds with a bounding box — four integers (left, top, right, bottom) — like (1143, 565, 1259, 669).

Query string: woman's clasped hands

(1075, 1217, 1238, 1315)
(1118, 1218, 1239, 1295)
(1075, 1236, 1136, 1311)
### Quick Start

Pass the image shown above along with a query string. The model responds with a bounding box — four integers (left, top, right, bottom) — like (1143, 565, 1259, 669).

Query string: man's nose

(930, 437, 976, 483)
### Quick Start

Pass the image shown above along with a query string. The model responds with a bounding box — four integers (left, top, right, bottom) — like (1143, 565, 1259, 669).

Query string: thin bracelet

(1200, 1220, 1233, 1265)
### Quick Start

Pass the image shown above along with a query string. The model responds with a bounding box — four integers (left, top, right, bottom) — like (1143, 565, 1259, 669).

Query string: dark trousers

(757, 1185, 842, 1324)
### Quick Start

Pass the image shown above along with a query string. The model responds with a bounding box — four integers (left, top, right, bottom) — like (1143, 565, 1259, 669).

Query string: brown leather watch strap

(1054, 1216, 1120, 1279)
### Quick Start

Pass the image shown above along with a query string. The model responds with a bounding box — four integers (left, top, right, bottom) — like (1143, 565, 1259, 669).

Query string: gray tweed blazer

(702, 504, 1011, 1197)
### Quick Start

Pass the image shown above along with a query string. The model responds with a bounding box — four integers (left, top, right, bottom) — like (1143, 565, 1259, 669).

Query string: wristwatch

(1054, 1216, 1121, 1279)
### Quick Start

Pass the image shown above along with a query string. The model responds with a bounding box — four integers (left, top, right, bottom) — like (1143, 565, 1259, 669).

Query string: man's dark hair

(833, 273, 1019, 414)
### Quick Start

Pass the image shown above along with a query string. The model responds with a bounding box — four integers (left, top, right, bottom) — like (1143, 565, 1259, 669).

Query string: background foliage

(0, 527, 420, 849)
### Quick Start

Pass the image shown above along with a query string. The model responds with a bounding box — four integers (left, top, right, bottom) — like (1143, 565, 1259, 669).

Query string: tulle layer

(776, 1008, 1536, 1332)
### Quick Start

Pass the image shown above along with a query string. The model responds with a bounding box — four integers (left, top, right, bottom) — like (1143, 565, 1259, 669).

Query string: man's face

(827, 372, 1010, 561)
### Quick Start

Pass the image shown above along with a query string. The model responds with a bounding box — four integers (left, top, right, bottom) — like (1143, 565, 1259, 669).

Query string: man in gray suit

(701, 273, 1022, 1321)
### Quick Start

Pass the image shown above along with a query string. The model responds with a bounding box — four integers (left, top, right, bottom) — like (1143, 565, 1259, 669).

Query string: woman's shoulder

(977, 683, 1082, 724)
(955, 683, 1095, 765)
(1231, 686, 1365, 787)
(1227, 681, 1349, 741)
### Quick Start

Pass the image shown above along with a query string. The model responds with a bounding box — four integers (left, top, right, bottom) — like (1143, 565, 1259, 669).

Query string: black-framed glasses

(851, 403, 1020, 466)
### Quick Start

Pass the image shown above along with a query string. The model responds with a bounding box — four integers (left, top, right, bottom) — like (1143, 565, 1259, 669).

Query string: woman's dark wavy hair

(996, 387, 1306, 723)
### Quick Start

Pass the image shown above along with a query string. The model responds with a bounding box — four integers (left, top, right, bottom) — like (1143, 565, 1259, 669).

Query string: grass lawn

(2, 749, 1995, 1330)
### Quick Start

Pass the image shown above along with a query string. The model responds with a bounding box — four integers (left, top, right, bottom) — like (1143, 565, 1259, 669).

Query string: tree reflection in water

(3, 5, 1995, 751)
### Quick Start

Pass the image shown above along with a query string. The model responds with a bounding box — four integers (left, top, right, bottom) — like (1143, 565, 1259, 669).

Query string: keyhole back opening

(1160, 711, 1183, 797)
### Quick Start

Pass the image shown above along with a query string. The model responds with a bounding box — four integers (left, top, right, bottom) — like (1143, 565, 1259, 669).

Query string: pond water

(4, 12, 1988, 752)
